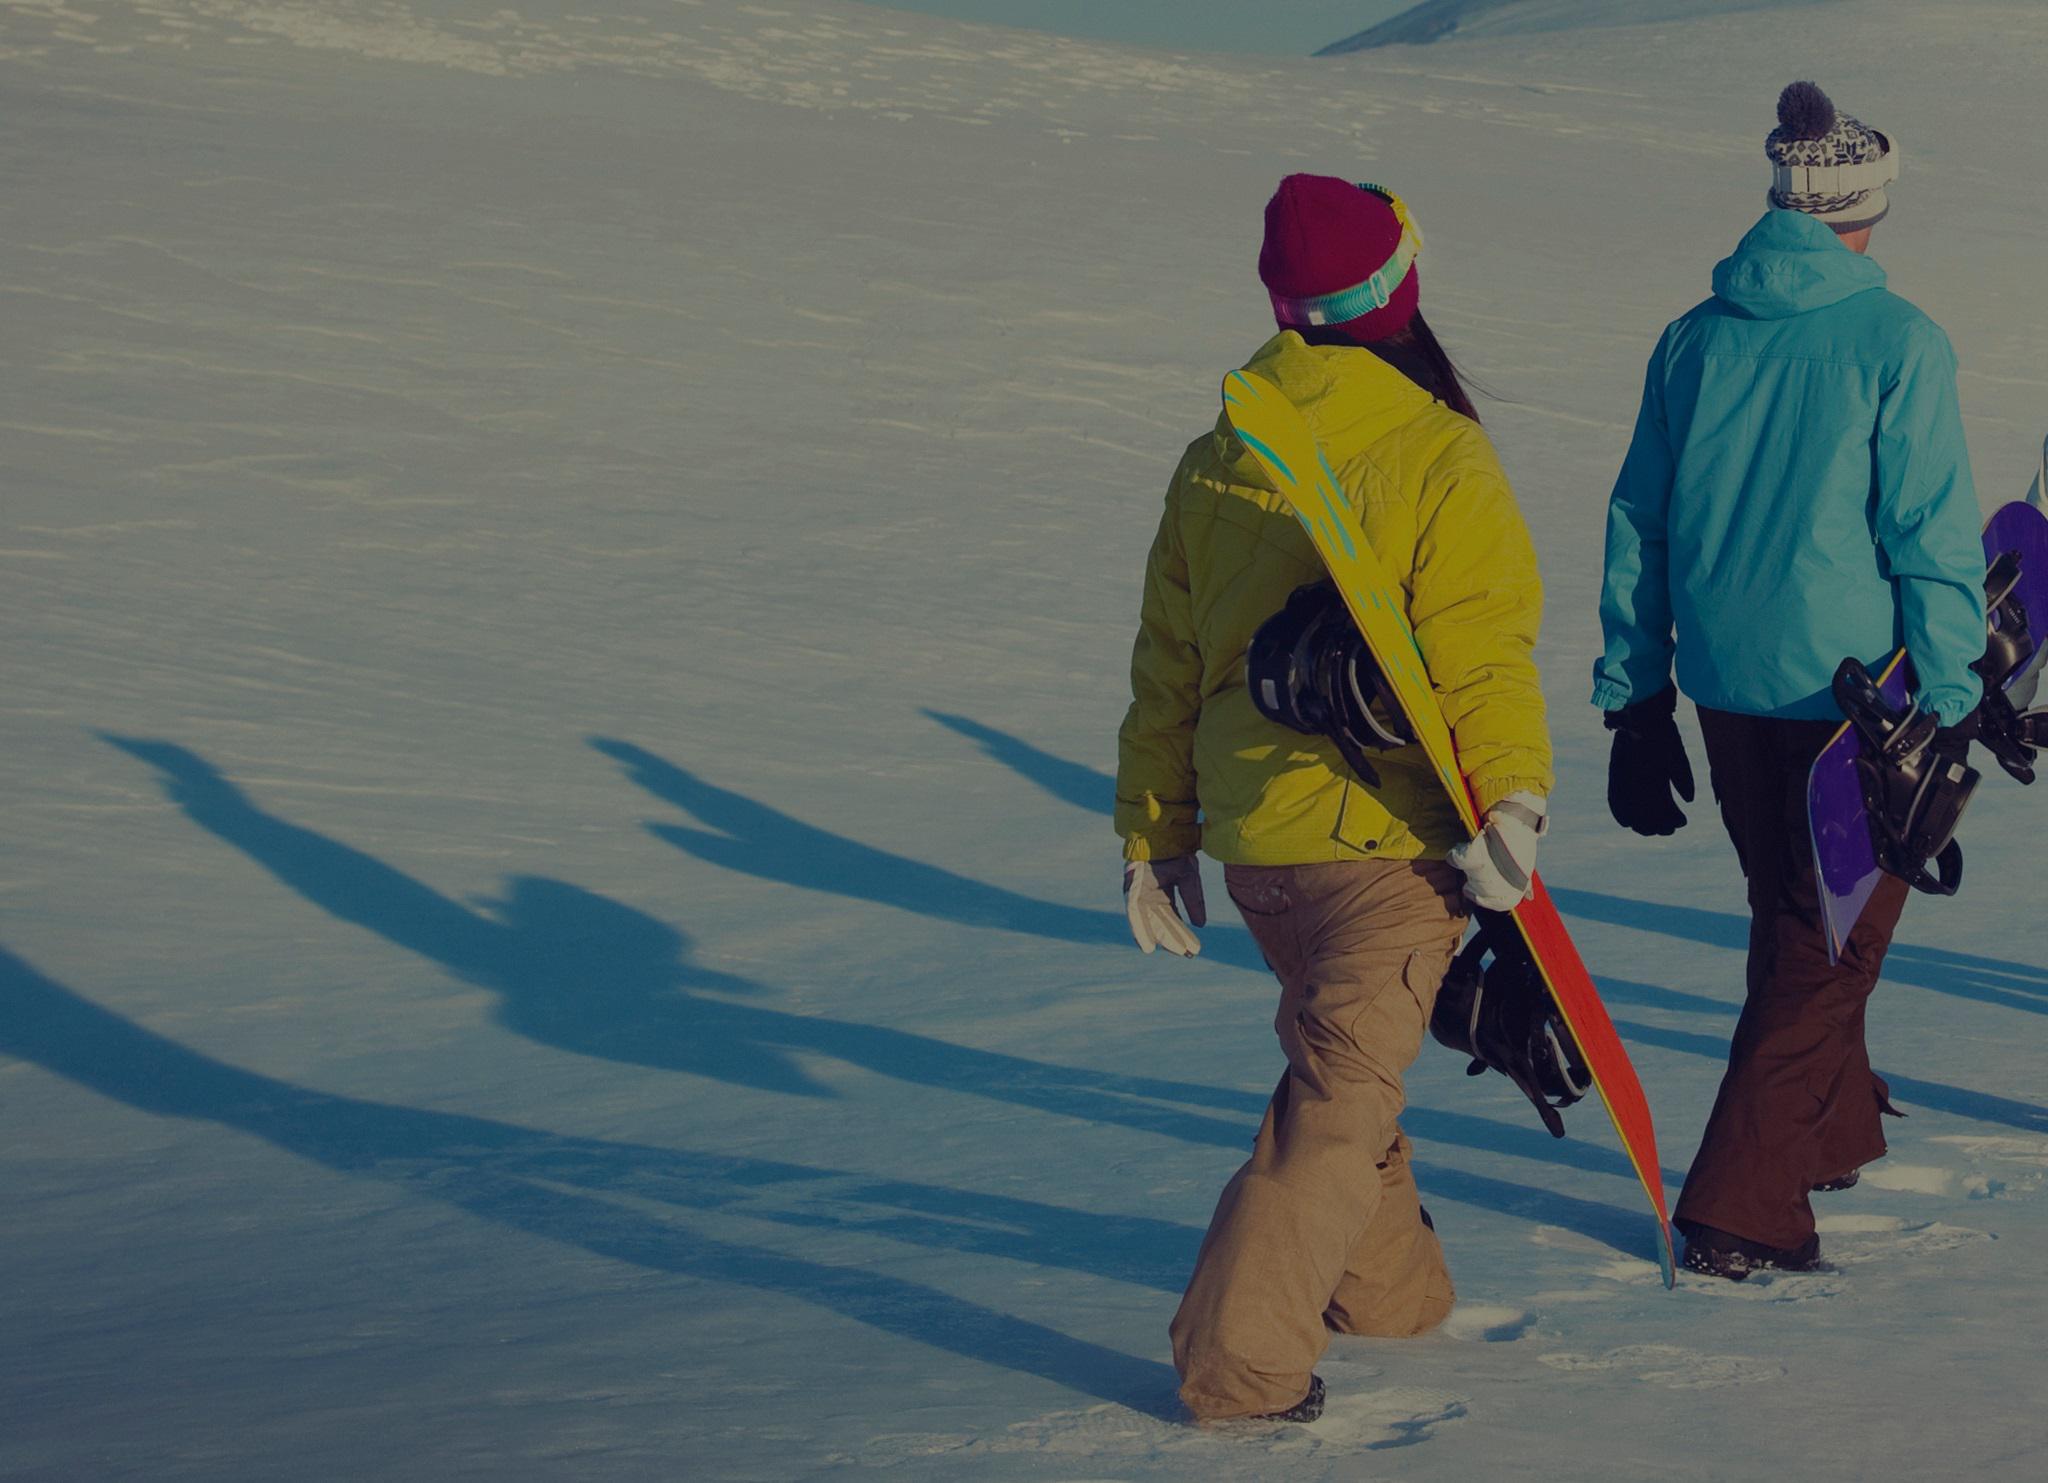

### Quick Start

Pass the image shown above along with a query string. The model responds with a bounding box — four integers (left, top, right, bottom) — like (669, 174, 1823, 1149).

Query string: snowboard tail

(1221, 369, 1677, 1287)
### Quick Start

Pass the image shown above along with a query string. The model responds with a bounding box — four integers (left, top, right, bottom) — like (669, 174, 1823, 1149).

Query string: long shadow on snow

(593, 736, 1673, 1190)
(103, 737, 1658, 1231)
(913, 712, 1131, 825)
(1613, 1018, 2048, 1136)
(923, 709, 2048, 1013)
(0, 946, 1181, 1412)
(931, 713, 2048, 1116)
(589, 737, 1265, 973)
(919, 716, 1692, 1181)
(1598, 975, 2048, 1135)
(1551, 886, 2048, 1019)
(925, 710, 1113, 816)
(102, 735, 1250, 1137)
(1590, 977, 1740, 1017)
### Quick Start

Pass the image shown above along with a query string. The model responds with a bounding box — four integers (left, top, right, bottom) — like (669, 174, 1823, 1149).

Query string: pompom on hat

(1258, 174, 1422, 344)
(1766, 81, 1898, 232)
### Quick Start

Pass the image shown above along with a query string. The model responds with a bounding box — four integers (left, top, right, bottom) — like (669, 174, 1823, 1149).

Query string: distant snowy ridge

(1317, 0, 1834, 52)
(1318, 0, 1515, 48)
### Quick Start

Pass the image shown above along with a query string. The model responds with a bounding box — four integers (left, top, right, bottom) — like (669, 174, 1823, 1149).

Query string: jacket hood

(1711, 208, 1887, 320)
(1213, 331, 1437, 484)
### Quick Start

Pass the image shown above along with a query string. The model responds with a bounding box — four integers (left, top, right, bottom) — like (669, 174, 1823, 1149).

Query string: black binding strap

(1429, 911, 1590, 1139)
(1246, 582, 1415, 790)
(1835, 657, 1981, 898)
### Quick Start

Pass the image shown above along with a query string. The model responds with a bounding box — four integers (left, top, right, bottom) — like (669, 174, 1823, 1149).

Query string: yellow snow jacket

(1116, 331, 1552, 865)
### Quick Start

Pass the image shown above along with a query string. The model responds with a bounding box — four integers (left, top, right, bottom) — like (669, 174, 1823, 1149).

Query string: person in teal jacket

(1594, 82, 1986, 1281)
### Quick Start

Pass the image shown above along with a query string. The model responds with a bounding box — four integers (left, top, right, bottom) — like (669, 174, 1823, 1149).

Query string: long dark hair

(1363, 312, 1482, 424)
(1295, 310, 1484, 423)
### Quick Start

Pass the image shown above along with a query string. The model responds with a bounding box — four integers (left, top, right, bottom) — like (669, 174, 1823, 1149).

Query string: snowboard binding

(1832, 657, 1978, 897)
(1246, 582, 1415, 788)
(1972, 548, 2048, 784)
(1430, 911, 1591, 1139)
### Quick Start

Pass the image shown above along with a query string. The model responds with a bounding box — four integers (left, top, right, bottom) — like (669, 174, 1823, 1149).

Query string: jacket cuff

(1472, 776, 1553, 816)
(1589, 677, 1636, 711)
(1122, 829, 1200, 864)
(1923, 685, 1984, 729)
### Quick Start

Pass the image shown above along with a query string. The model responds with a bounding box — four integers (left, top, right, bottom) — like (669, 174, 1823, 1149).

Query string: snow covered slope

(4, 1, 2047, 1479)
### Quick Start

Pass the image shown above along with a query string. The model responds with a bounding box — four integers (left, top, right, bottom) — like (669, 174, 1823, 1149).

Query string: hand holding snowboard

(1446, 790, 1548, 910)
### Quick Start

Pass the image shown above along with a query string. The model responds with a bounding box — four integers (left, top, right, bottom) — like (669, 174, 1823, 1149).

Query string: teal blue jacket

(1593, 209, 1985, 725)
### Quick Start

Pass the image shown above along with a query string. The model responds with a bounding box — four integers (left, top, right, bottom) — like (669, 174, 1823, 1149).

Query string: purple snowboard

(1808, 500, 2048, 963)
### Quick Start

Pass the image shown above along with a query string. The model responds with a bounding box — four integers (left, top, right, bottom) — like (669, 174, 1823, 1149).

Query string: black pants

(1673, 708, 1908, 1250)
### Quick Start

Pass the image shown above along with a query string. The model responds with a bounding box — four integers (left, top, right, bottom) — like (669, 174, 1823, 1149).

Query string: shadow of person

(100, 735, 1660, 1252)
(923, 715, 2048, 1130)
(582, 742, 1669, 1207)
(588, 737, 1265, 972)
(101, 734, 823, 1098)
(0, 945, 1182, 1412)
(924, 710, 1113, 816)
(918, 709, 2048, 1018)
(101, 734, 1262, 1135)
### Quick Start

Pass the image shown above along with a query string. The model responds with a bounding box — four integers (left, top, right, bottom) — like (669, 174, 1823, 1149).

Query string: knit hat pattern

(1765, 81, 1890, 229)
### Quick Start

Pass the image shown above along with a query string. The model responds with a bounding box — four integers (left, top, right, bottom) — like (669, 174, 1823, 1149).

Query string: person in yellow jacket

(1116, 175, 1554, 1424)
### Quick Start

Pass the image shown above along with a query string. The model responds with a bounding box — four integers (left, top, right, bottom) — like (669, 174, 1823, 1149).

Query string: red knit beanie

(1257, 173, 1420, 344)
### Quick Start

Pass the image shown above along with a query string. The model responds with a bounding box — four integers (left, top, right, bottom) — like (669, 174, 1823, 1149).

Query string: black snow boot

(1812, 1169, 1861, 1193)
(1254, 1374, 1326, 1424)
(1679, 1222, 1824, 1282)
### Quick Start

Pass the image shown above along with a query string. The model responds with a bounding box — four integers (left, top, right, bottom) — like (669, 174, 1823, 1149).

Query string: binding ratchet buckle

(1246, 581, 1415, 788)
(1831, 657, 1976, 897)
(1973, 548, 2048, 784)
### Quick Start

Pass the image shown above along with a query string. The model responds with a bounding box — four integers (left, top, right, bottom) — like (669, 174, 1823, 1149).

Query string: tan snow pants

(1171, 859, 1469, 1420)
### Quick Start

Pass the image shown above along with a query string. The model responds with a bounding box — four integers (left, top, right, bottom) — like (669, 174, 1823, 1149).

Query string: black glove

(1928, 708, 1980, 768)
(1604, 687, 1696, 837)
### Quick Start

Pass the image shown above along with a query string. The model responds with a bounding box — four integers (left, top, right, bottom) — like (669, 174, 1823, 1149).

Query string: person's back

(1602, 208, 1982, 722)
(1126, 329, 1537, 867)
(1594, 81, 1985, 1283)
(1116, 173, 1554, 1421)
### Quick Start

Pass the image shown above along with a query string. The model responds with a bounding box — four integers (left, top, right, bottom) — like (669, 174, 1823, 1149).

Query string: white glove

(1446, 791, 1548, 911)
(1123, 856, 1207, 957)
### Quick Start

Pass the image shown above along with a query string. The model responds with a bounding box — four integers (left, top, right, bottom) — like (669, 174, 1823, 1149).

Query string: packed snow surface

(3, 1, 2047, 1479)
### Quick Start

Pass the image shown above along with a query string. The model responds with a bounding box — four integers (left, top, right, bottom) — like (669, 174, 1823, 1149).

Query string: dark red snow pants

(1673, 708, 1909, 1252)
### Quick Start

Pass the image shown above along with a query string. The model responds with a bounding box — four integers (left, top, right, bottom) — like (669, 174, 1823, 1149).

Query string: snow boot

(1679, 1223, 1824, 1282)
(1254, 1374, 1326, 1423)
(1812, 1169, 1861, 1193)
